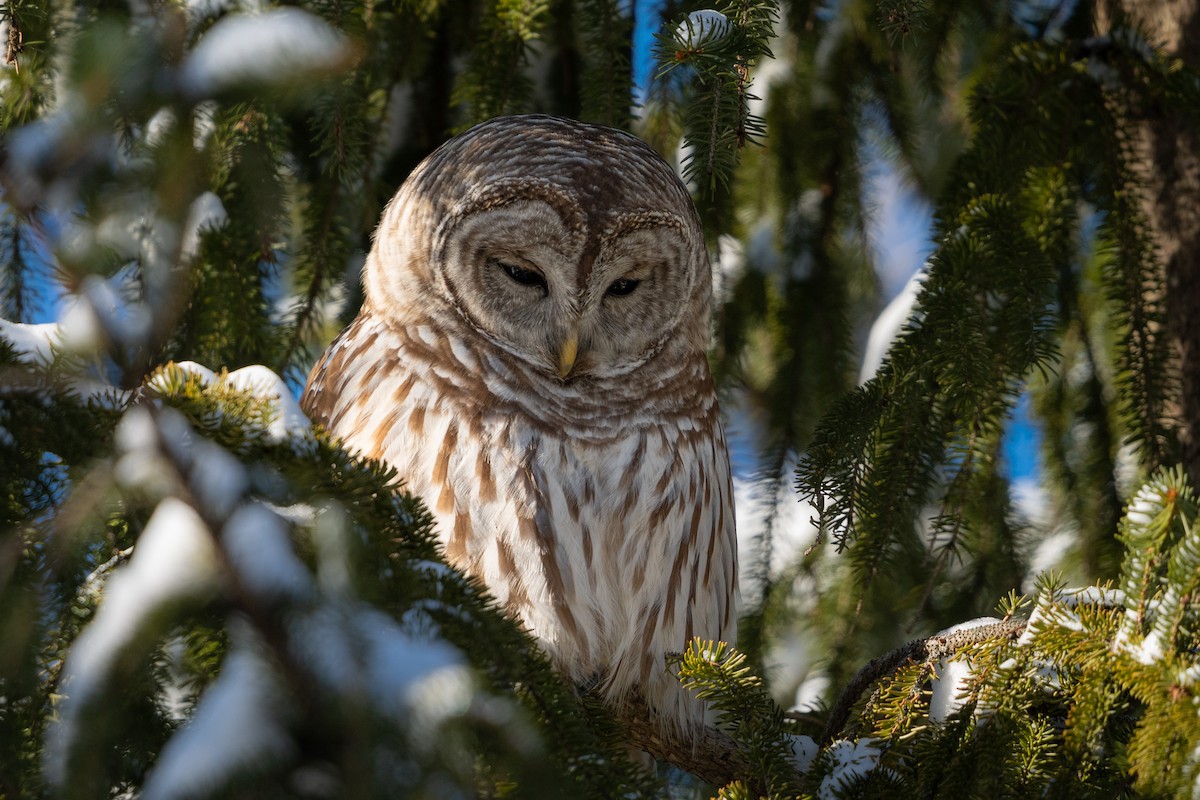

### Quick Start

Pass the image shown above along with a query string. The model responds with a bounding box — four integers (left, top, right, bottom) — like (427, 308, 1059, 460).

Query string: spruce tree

(1, 1, 1198, 797)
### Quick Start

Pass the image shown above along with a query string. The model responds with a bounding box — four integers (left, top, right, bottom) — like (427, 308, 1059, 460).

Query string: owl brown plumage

(302, 115, 737, 737)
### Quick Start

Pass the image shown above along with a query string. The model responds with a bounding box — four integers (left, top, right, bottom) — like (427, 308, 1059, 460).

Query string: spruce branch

(653, 2, 777, 193)
(80, 375, 664, 798)
(575, 0, 632, 129)
(1092, 89, 1176, 472)
(452, 0, 550, 126)
(641, 639, 807, 796)
(0, 211, 29, 321)
(821, 618, 1027, 745)
(618, 701, 750, 789)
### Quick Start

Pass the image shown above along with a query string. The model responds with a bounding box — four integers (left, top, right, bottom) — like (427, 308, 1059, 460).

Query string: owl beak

(558, 333, 579, 378)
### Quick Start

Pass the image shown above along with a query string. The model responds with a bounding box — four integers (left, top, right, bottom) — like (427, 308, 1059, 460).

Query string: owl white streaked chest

(302, 114, 737, 736)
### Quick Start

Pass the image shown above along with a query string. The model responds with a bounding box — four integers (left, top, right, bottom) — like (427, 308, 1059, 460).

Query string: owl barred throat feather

(301, 114, 737, 737)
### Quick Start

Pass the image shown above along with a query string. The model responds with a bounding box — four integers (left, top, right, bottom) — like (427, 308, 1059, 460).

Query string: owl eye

(606, 278, 640, 297)
(495, 259, 548, 296)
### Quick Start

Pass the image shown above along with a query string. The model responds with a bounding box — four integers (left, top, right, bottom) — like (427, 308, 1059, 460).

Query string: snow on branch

(180, 7, 356, 98)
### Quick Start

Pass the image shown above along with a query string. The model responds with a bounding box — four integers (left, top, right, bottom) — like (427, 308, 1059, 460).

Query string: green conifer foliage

(3, 0, 1200, 796)
(793, 26, 1197, 691)
(654, 2, 776, 194)
(840, 468, 1200, 799)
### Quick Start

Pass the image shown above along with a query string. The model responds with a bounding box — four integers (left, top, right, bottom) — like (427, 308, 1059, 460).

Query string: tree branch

(616, 702, 750, 789)
(820, 618, 1027, 744)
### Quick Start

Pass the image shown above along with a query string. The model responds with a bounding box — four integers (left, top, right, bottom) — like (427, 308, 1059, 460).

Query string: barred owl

(302, 115, 737, 736)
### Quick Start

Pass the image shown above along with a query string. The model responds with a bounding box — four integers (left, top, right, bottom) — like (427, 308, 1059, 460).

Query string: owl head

(363, 115, 713, 382)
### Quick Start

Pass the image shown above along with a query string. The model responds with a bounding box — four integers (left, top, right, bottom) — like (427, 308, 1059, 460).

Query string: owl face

(438, 185, 698, 380)
(364, 115, 712, 382)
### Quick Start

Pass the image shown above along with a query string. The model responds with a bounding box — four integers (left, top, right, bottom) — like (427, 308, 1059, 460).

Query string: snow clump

(180, 7, 353, 97)
(675, 10, 732, 48)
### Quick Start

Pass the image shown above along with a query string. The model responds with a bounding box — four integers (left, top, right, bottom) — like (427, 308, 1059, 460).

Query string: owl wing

(301, 315, 380, 432)
(600, 406, 737, 732)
